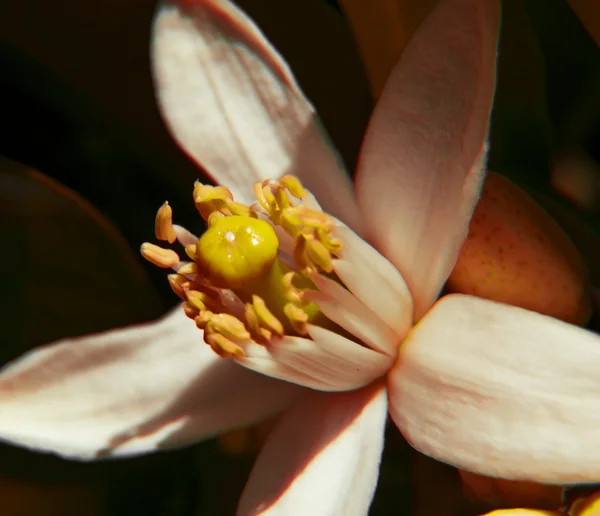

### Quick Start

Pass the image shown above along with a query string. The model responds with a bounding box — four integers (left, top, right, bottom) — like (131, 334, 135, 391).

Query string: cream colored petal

(0, 307, 302, 459)
(305, 273, 401, 355)
(236, 327, 391, 392)
(389, 294, 600, 484)
(355, 0, 499, 319)
(152, 0, 362, 231)
(238, 382, 387, 515)
(334, 224, 413, 337)
(173, 224, 198, 246)
(236, 341, 334, 391)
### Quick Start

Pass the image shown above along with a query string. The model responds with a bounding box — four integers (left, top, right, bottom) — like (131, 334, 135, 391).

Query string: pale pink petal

(334, 224, 413, 337)
(305, 273, 401, 355)
(236, 328, 391, 391)
(173, 224, 198, 246)
(0, 307, 302, 459)
(152, 0, 362, 231)
(238, 382, 387, 515)
(355, 0, 499, 319)
(389, 294, 600, 483)
(236, 346, 334, 392)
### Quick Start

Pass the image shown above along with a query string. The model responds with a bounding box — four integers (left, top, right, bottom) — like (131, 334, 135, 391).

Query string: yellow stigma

(195, 215, 279, 289)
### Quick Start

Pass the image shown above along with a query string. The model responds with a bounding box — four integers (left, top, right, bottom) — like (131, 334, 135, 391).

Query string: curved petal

(306, 273, 400, 356)
(388, 294, 600, 484)
(355, 0, 499, 319)
(152, 0, 362, 231)
(0, 307, 302, 459)
(334, 223, 413, 338)
(236, 328, 392, 392)
(237, 382, 387, 515)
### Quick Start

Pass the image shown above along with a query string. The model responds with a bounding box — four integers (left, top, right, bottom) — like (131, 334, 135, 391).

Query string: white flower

(1, 1, 599, 515)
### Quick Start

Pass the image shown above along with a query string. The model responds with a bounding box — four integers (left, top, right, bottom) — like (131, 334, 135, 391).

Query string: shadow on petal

(238, 382, 387, 515)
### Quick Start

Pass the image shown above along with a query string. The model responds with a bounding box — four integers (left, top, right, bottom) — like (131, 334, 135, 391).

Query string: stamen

(292, 234, 314, 275)
(204, 332, 245, 358)
(306, 237, 334, 273)
(167, 274, 188, 299)
(194, 183, 235, 221)
(186, 290, 210, 311)
(284, 302, 309, 334)
(177, 262, 198, 276)
(249, 295, 284, 336)
(183, 302, 200, 319)
(207, 211, 225, 227)
(244, 302, 273, 342)
(141, 243, 180, 268)
(206, 313, 251, 341)
(155, 202, 177, 243)
(253, 178, 340, 278)
(280, 175, 306, 199)
(143, 175, 346, 361)
(282, 271, 304, 304)
(184, 244, 196, 261)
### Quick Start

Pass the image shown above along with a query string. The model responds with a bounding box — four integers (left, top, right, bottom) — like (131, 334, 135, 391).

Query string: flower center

(195, 215, 279, 289)
(141, 175, 342, 358)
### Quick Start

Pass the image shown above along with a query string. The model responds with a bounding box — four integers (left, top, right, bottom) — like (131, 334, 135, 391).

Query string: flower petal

(236, 327, 392, 392)
(152, 0, 362, 231)
(334, 224, 413, 338)
(0, 307, 302, 459)
(389, 294, 600, 483)
(355, 0, 499, 319)
(305, 273, 401, 356)
(237, 382, 387, 515)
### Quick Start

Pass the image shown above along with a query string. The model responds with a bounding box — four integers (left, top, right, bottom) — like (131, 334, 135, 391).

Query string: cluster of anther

(141, 175, 342, 358)
(253, 177, 342, 275)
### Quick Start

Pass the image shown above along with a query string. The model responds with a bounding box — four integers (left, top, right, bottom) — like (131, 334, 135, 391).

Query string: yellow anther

(186, 290, 209, 311)
(183, 302, 200, 320)
(141, 243, 180, 268)
(204, 331, 245, 358)
(274, 186, 291, 210)
(317, 228, 342, 253)
(194, 183, 233, 203)
(177, 262, 198, 276)
(282, 271, 304, 304)
(194, 310, 213, 329)
(207, 211, 225, 227)
(207, 313, 251, 341)
(292, 234, 311, 274)
(155, 202, 177, 244)
(260, 184, 277, 212)
(253, 183, 270, 212)
(306, 238, 334, 273)
(195, 215, 279, 289)
(167, 274, 188, 299)
(280, 175, 306, 199)
(250, 295, 284, 336)
(194, 184, 234, 220)
(185, 244, 197, 261)
(283, 205, 333, 230)
(244, 303, 272, 342)
(284, 302, 309, 334)
(228, 201, 257, 218)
